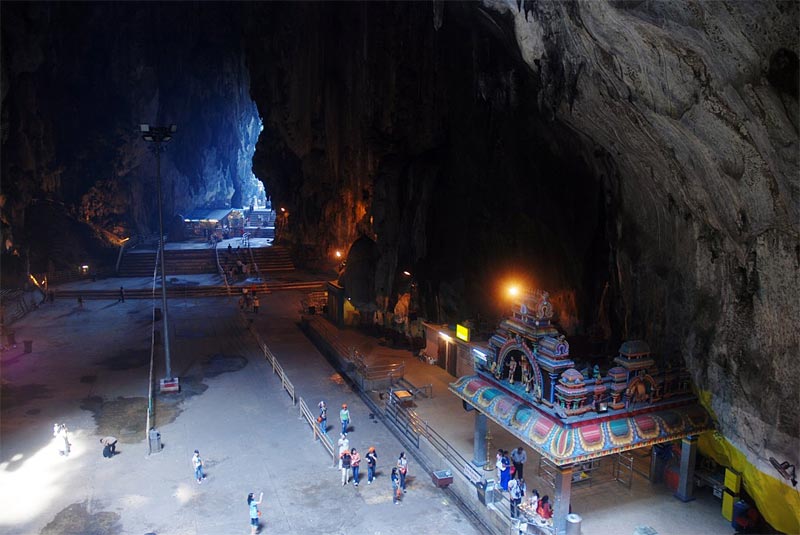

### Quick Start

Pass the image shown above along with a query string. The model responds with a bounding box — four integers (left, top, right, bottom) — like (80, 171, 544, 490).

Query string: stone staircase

(245, 208, 275, 239)
(250, 246, 295, 272)
(118, 248, 218, 277)
(117, 251, 158, 277)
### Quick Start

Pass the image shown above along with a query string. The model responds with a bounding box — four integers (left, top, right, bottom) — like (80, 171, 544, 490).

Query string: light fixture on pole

(140, 123, 179, 393)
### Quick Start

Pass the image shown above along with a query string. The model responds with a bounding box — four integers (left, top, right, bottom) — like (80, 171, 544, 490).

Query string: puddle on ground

(329, 373, 346, 385)
(40, 502, 120, 535)
(80, 354, 248, 440)
(93, 348, 149, 370)
(80, 395, 179, 443)
(203, 354, 248, 378)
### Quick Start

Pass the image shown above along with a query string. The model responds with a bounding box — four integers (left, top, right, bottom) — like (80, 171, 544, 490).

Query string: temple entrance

(438, 336, 458, 376)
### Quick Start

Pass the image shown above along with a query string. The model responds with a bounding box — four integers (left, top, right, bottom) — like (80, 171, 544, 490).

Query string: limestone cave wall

(1, 3, 259, 275)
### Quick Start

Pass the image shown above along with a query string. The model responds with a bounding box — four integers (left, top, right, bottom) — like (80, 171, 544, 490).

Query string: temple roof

(449, 375, 714, 467)
(619, 339, 651, 356)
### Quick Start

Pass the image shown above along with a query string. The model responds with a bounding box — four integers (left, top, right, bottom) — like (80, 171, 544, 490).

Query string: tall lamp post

(140, 123, 178, 391)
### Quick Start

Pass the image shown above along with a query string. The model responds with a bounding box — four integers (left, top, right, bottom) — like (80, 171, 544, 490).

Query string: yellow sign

(456, 324, 470, 342)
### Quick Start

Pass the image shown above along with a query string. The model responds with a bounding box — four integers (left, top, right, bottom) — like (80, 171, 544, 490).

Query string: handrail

(384, 393, 485, 487)
(299, 397, 336, 465)
(213, 242, 232, 296)
(243, 317, 338, 466)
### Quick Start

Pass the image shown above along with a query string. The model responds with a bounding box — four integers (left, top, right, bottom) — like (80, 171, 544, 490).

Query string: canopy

(449, 375, 714, 466)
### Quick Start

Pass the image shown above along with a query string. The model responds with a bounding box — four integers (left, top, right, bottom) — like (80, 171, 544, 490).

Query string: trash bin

(477, 479, 496, 505)
(431, 470, 453, 488)
(23, 340, 33, 353)
(566, 513, 582, 535)
(148, 428, 162, 454)
(732, 500, 749, 529)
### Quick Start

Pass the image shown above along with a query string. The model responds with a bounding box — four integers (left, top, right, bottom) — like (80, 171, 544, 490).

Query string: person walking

(118, 287, 125, 303)
(77, 296, 83, 309)
(100, 436, 118, 458)
(317, 401, 327, 434)
(350, 448, 361, 487)
(391, 467, 401, 504)
(339, 403, 351, 435)
(340, 448, 352, 486)
(508, 477, 521, 519)
(396, 452, 408, 493)
(55, 424, 70, 457)
(511, 446, 527, 480)
(366, 447, 378, 484)
(192, 450, 205, 483)
(248, 491, 263, 535)
(252, 295, 260, 314)
(500, 450, 511, 490)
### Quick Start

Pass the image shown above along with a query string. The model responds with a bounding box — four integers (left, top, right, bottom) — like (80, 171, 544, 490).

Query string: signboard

(456, 324, 470, 342)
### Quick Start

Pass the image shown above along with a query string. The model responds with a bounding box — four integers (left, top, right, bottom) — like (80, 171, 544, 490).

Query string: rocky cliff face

(242, 1, 798, 528)
(1, 3, 259, 274)
(495, 0, 798, 502)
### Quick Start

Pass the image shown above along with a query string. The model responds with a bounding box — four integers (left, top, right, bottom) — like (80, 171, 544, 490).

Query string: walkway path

(0, 287, 482, 535)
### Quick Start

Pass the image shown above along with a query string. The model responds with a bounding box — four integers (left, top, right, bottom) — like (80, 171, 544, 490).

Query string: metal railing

(383, 393, 483, 485)
(299, 397, 336, 465)
(262, 343, 295, 404)
(390, 375, 433, 398)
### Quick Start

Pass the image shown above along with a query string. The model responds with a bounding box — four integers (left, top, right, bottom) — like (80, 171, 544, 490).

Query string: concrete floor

(0, 270, 735, 535)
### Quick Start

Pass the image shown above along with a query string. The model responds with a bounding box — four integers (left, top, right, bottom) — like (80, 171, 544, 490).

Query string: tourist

(537, 495, 553, 519)
(528, 488, 540, 512)
(77, 296, 83, 309)
(396, 452, 408, 493)
(317, 401, 327, 434)
(391, 467, 401, 504)
(252, 295, 260, 314)
(339, 403, 351, 435)
(100, 436, 118, 458)
(350, 448, 361, 487)
(337, 434, 350, 470)
(511, 446, 527, 479)
(498, 450, 511, 490)
(55, 424, 70, 457)
(340, 447, 352, 486)
(508, 477, 521, 518)
(192, 450, 205, 484)
(247, 491, 263, 535)
(118, 287, 125, 303)
(366, 446, 378, 484)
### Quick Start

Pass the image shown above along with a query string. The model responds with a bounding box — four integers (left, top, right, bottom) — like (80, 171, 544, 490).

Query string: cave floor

(0, 273, 732, 535)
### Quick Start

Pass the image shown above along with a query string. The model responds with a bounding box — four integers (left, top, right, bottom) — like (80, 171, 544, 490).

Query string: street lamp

(140, 123, 178, 391)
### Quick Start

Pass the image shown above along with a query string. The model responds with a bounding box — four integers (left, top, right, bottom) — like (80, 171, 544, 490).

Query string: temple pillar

(548, 372, 558, 404)
(675, 435, 698, 502)
(553, 463, 574, 535)
(472, 411, 488, 466)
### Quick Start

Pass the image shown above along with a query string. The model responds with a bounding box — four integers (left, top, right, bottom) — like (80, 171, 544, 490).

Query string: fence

(383, 394, 483, 484)
(261, 342, 296, 404)
(244, 318, 338, 465)
(298, 397, 336, 465)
